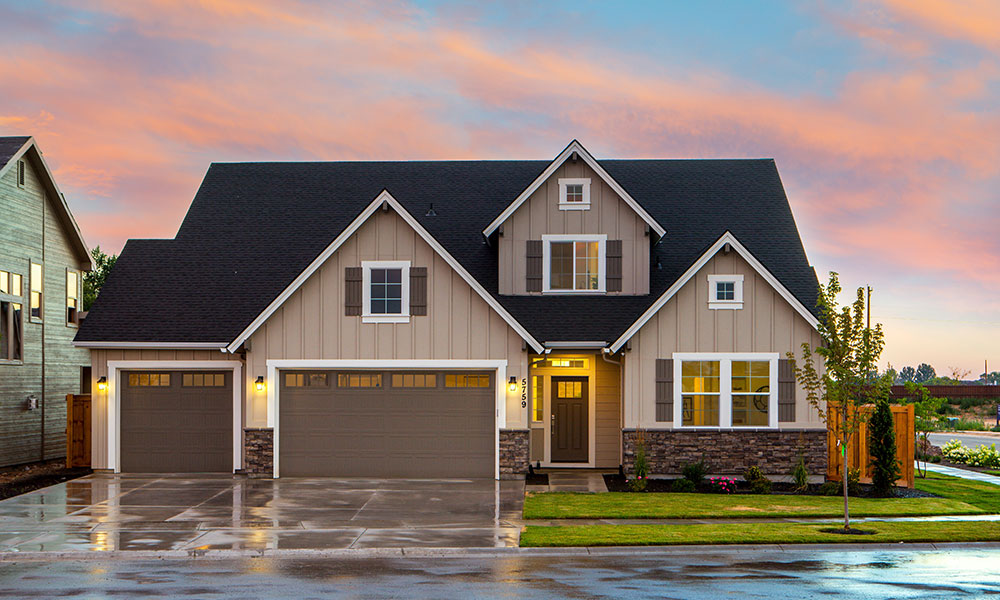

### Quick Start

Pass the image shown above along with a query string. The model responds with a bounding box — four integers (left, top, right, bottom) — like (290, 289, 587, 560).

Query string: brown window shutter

(778, 358, 796, 422)
(655, 358, 673, 422)
(410, 267, 427, 316)
(526, 240, 543, 293)
(606, 240, 623, 292)
(344, 267, 363, 316)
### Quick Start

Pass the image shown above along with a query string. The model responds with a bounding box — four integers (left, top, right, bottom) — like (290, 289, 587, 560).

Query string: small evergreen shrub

(628, 431, 650, 491)
(819, 481, 841, 496)
(869, 399, 900, 497)
(671, 478, 695, 493)
(682, 460, 707, 486)
(792, 455, 810, 492)
(743, 466, 772, 494)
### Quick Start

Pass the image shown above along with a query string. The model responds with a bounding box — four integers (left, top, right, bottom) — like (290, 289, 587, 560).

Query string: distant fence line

(890, 385, 1000, 400)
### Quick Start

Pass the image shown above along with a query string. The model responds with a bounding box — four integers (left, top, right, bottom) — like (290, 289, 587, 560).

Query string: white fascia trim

(73, 341, 229, 349)
(672, 352, 778, 430)
(105, 360, 244, 474)
(543, 341, 607, 349)
(226, 190, 544, 354)
(541, 234, 606, 294)
(0, 139, 95, 271)
(265, 359, 508, 480)
(361, 260, 410, 323)
(609, 231, 820, 353)
(482, 140, 666, 238)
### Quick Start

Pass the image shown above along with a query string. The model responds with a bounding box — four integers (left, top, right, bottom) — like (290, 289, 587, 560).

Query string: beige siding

(623, 250, 823, 429)
(498, 160, 650, 295)
(245, 207, 529, 428)
(88, 349, 237, 470)
(595, 355, 622, 468)
(0, 153, 91, 467)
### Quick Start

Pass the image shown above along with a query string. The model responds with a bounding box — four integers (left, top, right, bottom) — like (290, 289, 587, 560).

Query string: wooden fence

(827, 403, 914, 488)
(66, 394, 91, 468)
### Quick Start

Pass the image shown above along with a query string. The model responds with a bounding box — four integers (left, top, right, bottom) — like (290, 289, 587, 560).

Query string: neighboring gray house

(0, 136, 93, 467)
(76, 140, 826, 479)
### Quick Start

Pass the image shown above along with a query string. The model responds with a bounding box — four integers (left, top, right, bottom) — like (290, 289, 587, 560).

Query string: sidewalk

(922, 463, 1000, 487)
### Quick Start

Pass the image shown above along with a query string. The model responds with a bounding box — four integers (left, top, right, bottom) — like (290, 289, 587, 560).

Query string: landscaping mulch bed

(525, 471, 549, 486)
(0, 460, 92, 501)
(603, 474, 938, 499)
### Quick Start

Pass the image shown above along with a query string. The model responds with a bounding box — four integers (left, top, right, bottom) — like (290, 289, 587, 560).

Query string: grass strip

(520, 520, 1000, 547)
(915, 471, 1000, 512)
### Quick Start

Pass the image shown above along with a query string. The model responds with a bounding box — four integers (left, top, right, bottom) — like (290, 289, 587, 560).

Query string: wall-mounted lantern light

(96, 376, 107, 391)
(255, 376, 265, 392)
(508, 376, 517, 392)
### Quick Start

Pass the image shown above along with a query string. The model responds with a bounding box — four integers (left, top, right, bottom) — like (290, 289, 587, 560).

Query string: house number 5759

(520, 378, 527, 408)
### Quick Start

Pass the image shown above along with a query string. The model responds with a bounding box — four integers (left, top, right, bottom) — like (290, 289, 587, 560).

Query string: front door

(551, 376, 588, 462)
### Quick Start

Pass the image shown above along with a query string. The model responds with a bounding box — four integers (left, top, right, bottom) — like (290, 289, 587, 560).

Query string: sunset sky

(1, 1, 997, 375)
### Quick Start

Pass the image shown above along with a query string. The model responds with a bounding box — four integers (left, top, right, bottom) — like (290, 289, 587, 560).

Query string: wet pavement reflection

(0, 475, 524, 552)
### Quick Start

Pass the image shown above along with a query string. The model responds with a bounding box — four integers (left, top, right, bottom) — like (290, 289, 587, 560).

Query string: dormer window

(558, 178, 591, 210)
(708, 274, 744, 310)
(542, 234, 606, 293)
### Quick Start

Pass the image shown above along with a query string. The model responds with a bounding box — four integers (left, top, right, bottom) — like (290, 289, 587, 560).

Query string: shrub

(930, 455, 942, 463)
(819, 481, 841, 496)
(954, 419, 987, 432)
(869, 399, 900, 497)
(743, 466, 772, 494)
(682, 460, 707, 486)
(847, 467, 862, 496)
(792, 455, 810, 492)
(628, 431, 650, 491)
(708, 476, 736, 494)
(940, 440, 1000, 468)
(671, 478, 695, 493)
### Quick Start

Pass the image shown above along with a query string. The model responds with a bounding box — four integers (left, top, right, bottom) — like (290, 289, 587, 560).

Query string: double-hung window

(542, 234, 606, 293)
(0, 270, 24, 362)
(673, 353, 778, 428)
(29, 262, 42, 321)
(66, 270, 80, 326)
(361, 261, 409, 323)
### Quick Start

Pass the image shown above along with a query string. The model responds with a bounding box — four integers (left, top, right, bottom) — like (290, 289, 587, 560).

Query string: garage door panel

(280, 370, 494, 478)
(120, 371, 232, 473)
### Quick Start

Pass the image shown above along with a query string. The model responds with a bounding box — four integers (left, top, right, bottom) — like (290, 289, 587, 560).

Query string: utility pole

(866, 286, 871, 331)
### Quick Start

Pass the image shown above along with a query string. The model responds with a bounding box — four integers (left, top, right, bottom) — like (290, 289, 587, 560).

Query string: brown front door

(551, 376, 588, 462)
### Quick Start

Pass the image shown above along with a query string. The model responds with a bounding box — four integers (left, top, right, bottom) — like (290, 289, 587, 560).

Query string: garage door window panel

(284, 372, 330, 388)
(182, 373, 226, 387)
(337, 373, 383, 388)
(445, 373, 491, 388)
(128, 373, 171, 387)
(391, 373, 438, 388)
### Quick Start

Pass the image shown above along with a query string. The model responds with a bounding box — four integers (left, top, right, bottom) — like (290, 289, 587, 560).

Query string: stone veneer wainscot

(499, 429, 530, 479)
(243, 428, 273, 478)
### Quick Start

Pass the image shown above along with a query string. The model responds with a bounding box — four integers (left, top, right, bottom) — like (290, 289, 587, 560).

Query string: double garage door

(279, 370, 495, 478)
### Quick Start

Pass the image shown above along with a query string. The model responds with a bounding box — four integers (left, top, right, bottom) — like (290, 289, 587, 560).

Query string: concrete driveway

(0, 474, 523, 553)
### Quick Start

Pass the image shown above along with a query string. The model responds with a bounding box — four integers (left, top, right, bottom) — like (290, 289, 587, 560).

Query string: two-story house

(1, 136, 93, 468)
(75, 141, 826, 479)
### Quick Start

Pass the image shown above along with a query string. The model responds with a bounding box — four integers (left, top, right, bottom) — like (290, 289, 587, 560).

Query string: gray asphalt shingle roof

(76, 157, 818, 345)
(0, 136, 30, 168)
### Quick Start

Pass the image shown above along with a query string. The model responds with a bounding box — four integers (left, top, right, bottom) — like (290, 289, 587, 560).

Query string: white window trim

(541, 234, 606, 294)
(707, 274, 744, 310)
(361, 260, 410, 323)
(672, 352, 778, 429)
(557, 178, 591, 210)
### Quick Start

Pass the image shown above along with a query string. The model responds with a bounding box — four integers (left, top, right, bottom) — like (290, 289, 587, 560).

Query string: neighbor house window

(532, 375, 544, 422)
(542, 235, 606, 292)
(673, 353, 778, 428)
(362, 261, 409, 323)
(16, 160, 25, 188)
(29, 262, 42, 321)
(0, 271, 24, 362)
(558, 178, 591, 210)
(66, 270, 80, 326)
(707, 274, 744, 310)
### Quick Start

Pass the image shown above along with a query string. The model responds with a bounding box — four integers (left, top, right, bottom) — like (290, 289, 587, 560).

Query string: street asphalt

(2, 546, 999, 598)
(928, 431, 1000, 449)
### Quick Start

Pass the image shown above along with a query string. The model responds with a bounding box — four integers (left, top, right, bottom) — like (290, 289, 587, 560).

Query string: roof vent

(425, 203, 437, 216)
(656, 258, 662, 270)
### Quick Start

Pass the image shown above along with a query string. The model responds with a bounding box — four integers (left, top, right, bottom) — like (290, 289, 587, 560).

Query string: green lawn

(520, 521, 1000, 547)
(523, 489, 981, 520)
(915, 472, 1000, 512)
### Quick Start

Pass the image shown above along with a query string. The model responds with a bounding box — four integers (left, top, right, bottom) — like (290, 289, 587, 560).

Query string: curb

(3, 541, 1000, 562)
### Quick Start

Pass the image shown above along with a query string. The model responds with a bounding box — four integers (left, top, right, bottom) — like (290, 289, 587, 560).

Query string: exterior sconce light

(97, 376, 107, 391)
(508, 376, 517, 392)
(255, 376, 265, 392)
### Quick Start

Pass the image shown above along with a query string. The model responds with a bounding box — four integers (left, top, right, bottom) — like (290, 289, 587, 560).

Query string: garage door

(120, 371, 232, 473)
(279, 370, 494, 478)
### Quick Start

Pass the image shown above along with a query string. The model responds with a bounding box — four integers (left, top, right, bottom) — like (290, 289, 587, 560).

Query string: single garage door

(279, 370, 494, 478)
(120, 371, 232, 473)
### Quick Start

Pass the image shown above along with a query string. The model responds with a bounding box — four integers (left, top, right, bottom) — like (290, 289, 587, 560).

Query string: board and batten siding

(88, 349, 240, 470)
(594, 354, 622, 468)
(623, 250, 823, 429)
(245, 208, 529, 429)
(0, 154, 91, 467)
(497, 159, 649, 295)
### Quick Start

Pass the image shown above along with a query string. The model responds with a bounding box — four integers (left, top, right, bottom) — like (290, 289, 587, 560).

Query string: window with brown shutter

(344, 267, 362, 316)
(410, 267, 427, 316)
(606, 240, 623, 292)
(526, 240, 542, 293)
(778, 358, 796, 422)
(655, 358, 673, 422)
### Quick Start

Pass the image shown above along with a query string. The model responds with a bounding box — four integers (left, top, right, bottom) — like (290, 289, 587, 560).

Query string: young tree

(82, 246, 118, 311)
(948, 366, 972, 381)
(898, 366, 916, 384)
(789, 272, 892, 530)
(915, 363, 936, 383)
(869, 398, 900, 496)
(902, 381, 944, 478)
